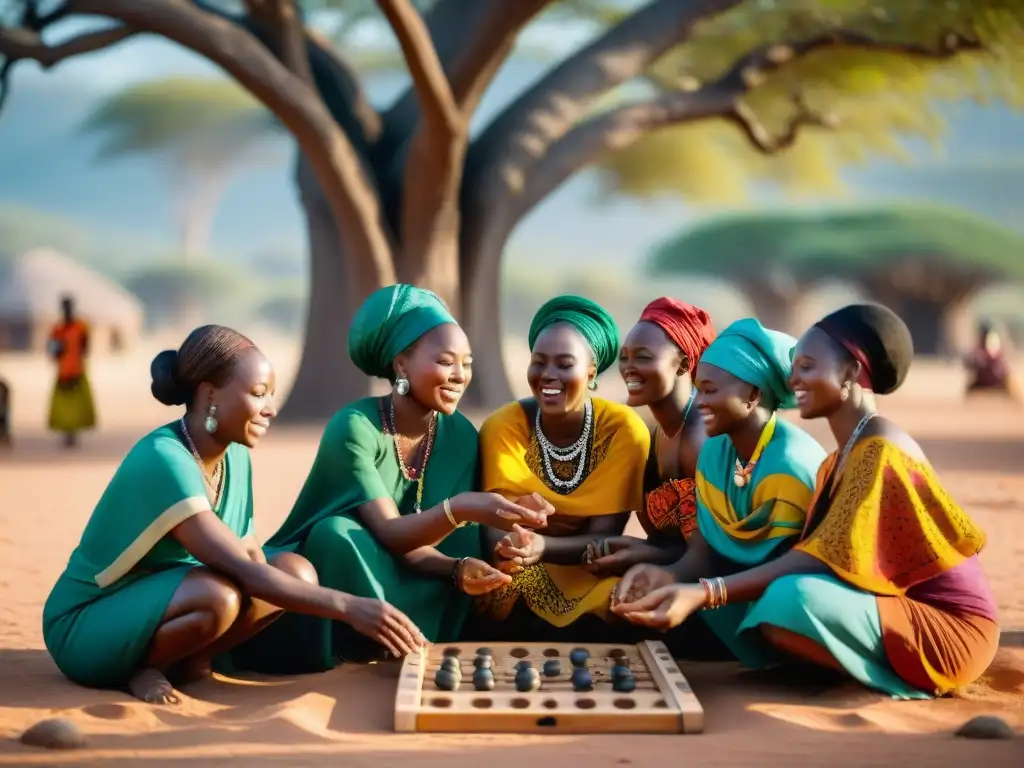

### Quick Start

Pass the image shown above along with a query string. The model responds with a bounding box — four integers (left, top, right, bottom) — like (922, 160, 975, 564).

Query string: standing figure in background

(47, 295, 97, 447)
(964, 321, 1020, 402)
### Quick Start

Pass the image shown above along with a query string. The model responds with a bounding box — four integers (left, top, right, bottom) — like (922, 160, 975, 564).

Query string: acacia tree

(1, 0, 1021, 420)
(83, 77, 279, 261)
(648, 203, 1024, 353)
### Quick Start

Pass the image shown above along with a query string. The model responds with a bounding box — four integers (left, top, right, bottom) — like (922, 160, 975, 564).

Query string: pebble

(515, 667, 541, 692)
(571, 667, 593, 691)
(473, 668, 495, 691)
(569, 648, 589, 667)
(514, 660, 533, 673)
(954, 715, 1014, 740)
(434, 668, 460, 691)
(20, 718, 87, 750)
(543, 659, 562, 677)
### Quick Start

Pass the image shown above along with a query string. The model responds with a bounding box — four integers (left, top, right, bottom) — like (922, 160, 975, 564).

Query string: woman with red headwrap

(582, 297, 716, 576)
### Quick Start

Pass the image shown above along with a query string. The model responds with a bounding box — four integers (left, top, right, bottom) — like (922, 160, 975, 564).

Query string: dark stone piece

(570, 667, 593, 691)
(473, 668, 495, 691)
(434, 668, 459, 691)
(515, 667, 541, 692)
(611, 664, 631, 681)
(542, 660, 561, 678)
(569, 648, 589, 667)
(514, 660, 533, 672)
(440, 656, 460, 672)
(476, 647, 493, 657)
(473, 655, 493, 669)
(612, 673, 636, 693)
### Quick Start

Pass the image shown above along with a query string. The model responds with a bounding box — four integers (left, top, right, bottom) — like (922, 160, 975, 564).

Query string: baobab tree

(1, 0, 1021, 419)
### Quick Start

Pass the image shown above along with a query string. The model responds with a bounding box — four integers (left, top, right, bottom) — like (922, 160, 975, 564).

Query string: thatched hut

(0, 248, 144, 353)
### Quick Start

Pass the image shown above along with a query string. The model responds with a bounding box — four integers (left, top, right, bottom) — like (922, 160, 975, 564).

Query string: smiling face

(394, 322, 473, 415)
(197, 347, 278, 448)
(619, 321, 687, 407)
(527, 323, 596, 416)
(693, 362, 760, 438)
(789, 326, 856, 420)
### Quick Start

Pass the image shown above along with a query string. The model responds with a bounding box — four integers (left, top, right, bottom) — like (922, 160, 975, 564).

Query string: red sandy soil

(1, 345, 1022, 766)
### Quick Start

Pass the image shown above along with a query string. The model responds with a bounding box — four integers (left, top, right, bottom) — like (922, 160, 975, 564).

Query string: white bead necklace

(535, 399, 593, 491)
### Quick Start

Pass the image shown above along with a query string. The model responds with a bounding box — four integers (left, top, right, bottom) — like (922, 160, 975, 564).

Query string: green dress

(42, 423, 252, 689)
(232, 397, 483, 674)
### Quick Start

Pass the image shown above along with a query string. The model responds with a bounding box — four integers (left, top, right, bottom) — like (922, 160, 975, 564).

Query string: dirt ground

(1, 338, 1023, 766)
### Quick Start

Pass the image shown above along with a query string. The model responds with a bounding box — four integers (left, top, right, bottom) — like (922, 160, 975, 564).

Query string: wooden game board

(394, 640, 704, 734)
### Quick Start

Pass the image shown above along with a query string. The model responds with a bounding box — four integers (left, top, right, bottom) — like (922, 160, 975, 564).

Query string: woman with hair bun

(614, 305, 998, 699)
(42, 325, 426, 705)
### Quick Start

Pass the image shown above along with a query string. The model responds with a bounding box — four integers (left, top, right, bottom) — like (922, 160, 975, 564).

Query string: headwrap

(699, 317, 798, 409)
(638, 297, 716, 371)
(814, 303, 913, 395)
(348, 284, 456, 380)
(528, 294, 620, 374)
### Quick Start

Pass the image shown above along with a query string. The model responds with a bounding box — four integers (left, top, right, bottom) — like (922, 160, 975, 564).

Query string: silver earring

(587, 379, 597, 391)
(395, 377, 410, 396)
(204, 404, 219, 433)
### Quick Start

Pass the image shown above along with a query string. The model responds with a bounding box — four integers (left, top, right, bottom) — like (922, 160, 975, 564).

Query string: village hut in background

(0, 248, 144, 353)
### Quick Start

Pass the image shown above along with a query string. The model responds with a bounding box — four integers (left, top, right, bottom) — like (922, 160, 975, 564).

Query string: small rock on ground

(954, 715, 1014, 740)
(19, 718, 87, 750)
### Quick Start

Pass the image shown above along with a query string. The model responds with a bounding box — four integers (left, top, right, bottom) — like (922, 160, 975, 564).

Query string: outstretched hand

(610, 583, 707, 631)
(582, 535, 666, 576)
(611, 563, 676, 607)
(451, 492, 554, 531)
(494, 523, 544, 574)
(457, 557, 512, 595)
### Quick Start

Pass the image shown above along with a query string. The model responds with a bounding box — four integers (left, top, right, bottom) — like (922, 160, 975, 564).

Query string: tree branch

(378, 0, 552, 148)
(377, 0, 459, 134)
(71, 0, 396, 289)
(0, 22, 136, 68)
(509, 28, 986, 225)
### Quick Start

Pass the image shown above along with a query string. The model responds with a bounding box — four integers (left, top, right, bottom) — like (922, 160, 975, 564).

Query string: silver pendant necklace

(535, 399, 593, 491)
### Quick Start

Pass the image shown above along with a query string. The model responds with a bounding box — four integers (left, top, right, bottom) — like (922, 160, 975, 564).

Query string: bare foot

(128, 668, 180, 705)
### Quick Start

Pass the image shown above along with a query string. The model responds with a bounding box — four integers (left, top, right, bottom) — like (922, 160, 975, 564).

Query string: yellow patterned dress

(475, 397, 650, 628)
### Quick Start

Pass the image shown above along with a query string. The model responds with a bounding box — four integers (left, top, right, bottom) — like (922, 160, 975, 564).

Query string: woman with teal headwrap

(229, 284, 550, 673)
(613, 318, 826, 665)
(469, 295, 652, 639)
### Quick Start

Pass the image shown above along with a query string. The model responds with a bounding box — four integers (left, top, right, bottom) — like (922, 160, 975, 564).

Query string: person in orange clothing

(47, 295, 97, 447)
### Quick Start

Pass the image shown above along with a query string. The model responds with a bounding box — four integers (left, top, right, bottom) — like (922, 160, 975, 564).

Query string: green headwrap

(348, 284, 456, 380)
(527, 294, 620, 374)
(699, 317, 797, 409)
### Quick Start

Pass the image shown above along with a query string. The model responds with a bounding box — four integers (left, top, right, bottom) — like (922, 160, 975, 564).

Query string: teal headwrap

(527, 294, 620, 374)
(348, 284, 456, 380)
(698, 317, 797, 409)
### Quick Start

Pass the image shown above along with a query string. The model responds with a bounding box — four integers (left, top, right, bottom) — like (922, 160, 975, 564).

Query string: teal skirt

(738, 573, 933, 700)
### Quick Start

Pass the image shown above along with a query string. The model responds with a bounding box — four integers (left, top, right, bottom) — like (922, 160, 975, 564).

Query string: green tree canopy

(649, 202, 1024, 284)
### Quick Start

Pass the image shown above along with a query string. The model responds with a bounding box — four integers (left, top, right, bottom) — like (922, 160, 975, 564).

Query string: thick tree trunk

(278, 156, 383, 423)
(742, 281, 802, 335)
(457, 196, 516, 409)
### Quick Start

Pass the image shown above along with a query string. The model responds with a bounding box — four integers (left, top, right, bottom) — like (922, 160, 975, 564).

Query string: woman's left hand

(457, 558, 513, 595)
(582, 535, 666, 575)
(494, 524, 545, 573)
(610, 583, 707, 631)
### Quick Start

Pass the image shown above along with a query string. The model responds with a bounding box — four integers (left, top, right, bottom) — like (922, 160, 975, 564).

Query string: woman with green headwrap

(612, 318, 826, 666)
(230, 285, 550, 673)
(469, 295, 651, 639)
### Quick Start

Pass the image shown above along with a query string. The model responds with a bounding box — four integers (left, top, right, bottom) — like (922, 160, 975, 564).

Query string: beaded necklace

(179, 416, 225, 508)
(535, 399, 593, 493)
(733, 412, 777, 488)
(379, 396, 436, 514)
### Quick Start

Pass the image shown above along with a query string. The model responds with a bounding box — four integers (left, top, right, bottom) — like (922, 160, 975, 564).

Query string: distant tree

(82, 77, 279, 261)
(649, 202, 1024, 353)
(124, 260, 260, 329)
(2, 1, 1023, 418)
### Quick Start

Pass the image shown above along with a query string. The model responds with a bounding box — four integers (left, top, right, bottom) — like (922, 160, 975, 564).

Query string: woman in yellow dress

(470, 295, 651, 640)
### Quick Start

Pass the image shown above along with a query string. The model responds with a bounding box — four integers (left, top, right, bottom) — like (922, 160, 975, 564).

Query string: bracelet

(716, 577, 728, 607)
(452, 556, 469, 591)
(443, 498, 466, 529)
(699, 577, 728, 610)
(699, 577, 716, 609)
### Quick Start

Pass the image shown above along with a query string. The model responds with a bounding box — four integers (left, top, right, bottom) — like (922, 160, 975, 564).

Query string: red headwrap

(638, 297, 716, 372)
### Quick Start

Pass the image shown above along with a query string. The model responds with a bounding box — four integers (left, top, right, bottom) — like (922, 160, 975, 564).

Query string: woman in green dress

(236, 284, 553, 674)
(43, 325, 425, 705)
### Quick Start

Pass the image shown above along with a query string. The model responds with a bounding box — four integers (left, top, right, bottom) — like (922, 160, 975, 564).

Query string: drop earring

(395, 377, 410, 396)
(587, 379, 597, 391)
(205, 404, 219, 433)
